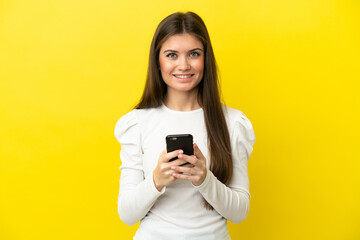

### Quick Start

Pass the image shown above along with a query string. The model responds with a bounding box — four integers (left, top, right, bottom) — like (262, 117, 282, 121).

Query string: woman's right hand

(153, 149, 188, 191)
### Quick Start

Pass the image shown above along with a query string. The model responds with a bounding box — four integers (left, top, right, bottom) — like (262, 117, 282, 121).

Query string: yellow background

(1, 0, 359, 239)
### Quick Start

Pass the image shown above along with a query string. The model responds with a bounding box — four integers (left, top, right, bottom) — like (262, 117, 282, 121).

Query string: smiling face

(159, 33, 204, 95)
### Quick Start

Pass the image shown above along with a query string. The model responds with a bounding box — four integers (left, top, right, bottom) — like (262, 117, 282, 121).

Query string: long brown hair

(135, 12, 232, 210)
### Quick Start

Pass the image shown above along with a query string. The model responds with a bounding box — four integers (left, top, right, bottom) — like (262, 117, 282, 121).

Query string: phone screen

(166, 134, 193, 161)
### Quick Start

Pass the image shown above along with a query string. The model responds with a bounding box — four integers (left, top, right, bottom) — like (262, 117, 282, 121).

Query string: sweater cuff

(149, 171, 166, 194)
(192, 168, 212, 190)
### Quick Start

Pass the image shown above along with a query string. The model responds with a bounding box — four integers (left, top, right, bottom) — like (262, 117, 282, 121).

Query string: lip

(172, 74, 195, 81)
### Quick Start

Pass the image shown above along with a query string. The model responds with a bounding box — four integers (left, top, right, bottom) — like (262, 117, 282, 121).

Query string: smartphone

(166, 134, 194, 162)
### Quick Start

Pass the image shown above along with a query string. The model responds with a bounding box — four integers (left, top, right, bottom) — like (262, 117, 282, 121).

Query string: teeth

(175, 75, 192, 78)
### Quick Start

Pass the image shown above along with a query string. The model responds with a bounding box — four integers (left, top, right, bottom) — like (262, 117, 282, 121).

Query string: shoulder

(114, 109, 148, 142)
(115, 109, 139, 132)
(222, 104, 253, 130)
(114, 107, 162, 142)
(115, 107, 158, 128)
(114, 110, 139, 143)
(222, 104, 256, 146)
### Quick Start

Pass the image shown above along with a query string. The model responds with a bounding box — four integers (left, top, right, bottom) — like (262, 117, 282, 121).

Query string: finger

(163, 149, 183, 162)
(159, 149, 167, 163)
(193, 143, 205, 159)
(172, 172, 198, 182)
(178, 153, 197, 165)
(171, 165, 196, 174)
(168, 158, 188, 167)
(165, 170, 176, 179)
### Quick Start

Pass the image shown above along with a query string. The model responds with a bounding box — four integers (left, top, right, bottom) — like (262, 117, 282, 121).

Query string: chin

(175, 85, 199, 93)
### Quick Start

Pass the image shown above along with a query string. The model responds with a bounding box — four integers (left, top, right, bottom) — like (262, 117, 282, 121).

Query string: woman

(114, 12, 255, 240)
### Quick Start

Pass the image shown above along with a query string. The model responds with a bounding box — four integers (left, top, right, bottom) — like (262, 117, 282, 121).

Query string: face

(159, 33, 204, 94)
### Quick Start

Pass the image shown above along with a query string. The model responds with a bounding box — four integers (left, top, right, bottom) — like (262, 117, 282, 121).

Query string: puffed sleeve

(114, 110, 165, 226)
(228, 110, 256, 196)
(194, 109, 255, 224)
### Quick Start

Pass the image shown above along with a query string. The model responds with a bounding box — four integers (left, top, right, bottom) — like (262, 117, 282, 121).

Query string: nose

(178, 56, 191, 71)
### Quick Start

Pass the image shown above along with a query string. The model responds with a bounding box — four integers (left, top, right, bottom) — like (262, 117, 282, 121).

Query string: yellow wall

(1, 0, 359, 239)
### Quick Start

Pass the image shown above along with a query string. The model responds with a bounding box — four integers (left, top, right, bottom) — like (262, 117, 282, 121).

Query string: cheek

(159, 58, 173, 73)
(194, 58, 204, 73)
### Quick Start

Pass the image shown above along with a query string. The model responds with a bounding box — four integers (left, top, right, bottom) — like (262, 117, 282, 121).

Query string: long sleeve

(114, 111, 165, 226)
(194, 110, 256, 223)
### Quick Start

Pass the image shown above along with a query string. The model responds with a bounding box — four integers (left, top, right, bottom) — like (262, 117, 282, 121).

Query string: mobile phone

(166, 134, 194, 162)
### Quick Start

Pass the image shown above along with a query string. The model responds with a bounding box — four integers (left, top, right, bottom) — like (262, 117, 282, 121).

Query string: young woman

(114, 12, 256, 240)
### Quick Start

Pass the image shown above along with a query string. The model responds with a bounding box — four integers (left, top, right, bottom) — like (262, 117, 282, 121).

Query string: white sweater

(114, 104, 256, 240)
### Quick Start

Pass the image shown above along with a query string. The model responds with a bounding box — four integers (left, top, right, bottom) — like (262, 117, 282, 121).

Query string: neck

(164, 88, 200, 111)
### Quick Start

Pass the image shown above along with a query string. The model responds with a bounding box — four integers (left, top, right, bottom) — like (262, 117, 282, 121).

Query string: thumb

(193, 143, 205, 159)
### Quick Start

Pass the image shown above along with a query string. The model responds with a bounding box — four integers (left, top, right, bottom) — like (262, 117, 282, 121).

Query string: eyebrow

(163, 48, 203, 53)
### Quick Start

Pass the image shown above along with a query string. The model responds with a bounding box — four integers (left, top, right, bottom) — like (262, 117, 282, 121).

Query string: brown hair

(135, 12, 232, 210)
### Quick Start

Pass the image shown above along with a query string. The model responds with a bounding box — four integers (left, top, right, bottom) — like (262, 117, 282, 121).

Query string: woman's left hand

(171, 143, 207, 186)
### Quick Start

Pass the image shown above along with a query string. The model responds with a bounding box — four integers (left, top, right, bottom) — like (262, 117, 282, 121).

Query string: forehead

(160, 33, 203, 51)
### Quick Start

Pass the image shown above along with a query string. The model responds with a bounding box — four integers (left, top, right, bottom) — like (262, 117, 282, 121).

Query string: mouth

(173, 74, 195, 79)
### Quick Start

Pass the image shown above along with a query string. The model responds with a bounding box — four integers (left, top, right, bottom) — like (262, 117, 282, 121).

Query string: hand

(171, 143, 207, 186)
(153, 149, 188, 191)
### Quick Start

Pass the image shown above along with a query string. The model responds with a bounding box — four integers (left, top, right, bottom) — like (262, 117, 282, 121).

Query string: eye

(189, 52, 200, 57)
(166, 53, 177, 58)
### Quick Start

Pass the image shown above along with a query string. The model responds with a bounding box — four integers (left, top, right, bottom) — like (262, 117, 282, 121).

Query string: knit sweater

(114, 104, 256, 240)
